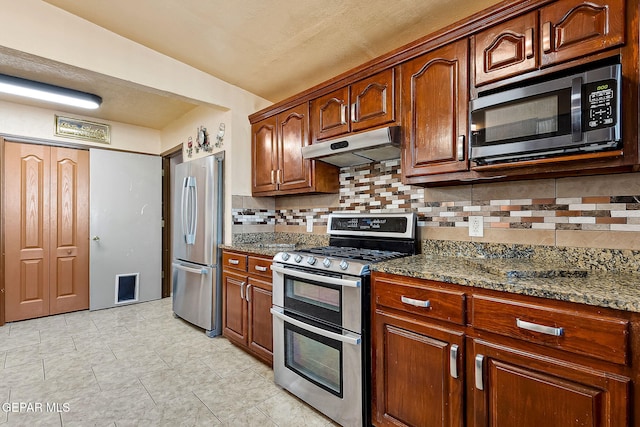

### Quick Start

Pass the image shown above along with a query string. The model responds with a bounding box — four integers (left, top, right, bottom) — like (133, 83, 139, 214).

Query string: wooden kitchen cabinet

(473, 11, 538, 86)
(401, 39, 470, 183)
(310, 68, 398, 142)
(473, 0, 625, 86)
(469, 339, 630, 427)
(539, 0, 625, 67)
(222, 250, 273, 365)
(251, 103, 338, 196)
(371, 271, 635, 427)
(372, 274, 466, 427)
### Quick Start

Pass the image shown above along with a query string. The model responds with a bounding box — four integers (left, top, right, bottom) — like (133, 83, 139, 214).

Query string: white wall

(0, 100, 162, 153)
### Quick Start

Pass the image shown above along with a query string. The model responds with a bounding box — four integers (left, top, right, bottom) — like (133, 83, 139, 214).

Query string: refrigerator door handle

(172, 262, 208, 275)
(185, 176, 197, 244)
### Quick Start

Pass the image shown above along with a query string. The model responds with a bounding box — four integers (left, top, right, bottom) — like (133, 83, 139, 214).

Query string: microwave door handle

(571, 77, 583, 142)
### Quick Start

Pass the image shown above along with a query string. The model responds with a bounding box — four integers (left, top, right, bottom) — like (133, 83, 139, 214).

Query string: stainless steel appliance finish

(301, 126, 401, 167)
(272, 212, 417, 427)
(470, 63, 621, 165)
(172, 152, 224, 337)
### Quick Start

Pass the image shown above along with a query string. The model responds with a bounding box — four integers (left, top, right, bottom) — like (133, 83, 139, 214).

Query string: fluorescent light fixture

(0, 74, 102, 109)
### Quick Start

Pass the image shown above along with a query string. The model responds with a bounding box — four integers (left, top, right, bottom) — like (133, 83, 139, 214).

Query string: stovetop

(273, 212, 418, 276)
(302, 246, 406, 262)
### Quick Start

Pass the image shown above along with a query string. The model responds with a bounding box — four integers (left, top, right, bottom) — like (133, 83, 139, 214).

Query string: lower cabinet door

(373, 310, 464, 427)
(247, 277, 273, 364)
(222, 271, 247, 345)
(470, 339, 630, 427)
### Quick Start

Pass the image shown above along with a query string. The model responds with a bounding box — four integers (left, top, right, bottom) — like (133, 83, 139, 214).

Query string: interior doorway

(162, 144, 183, 298)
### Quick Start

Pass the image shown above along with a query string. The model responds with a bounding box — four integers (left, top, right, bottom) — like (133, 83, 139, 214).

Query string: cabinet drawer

(374, 277, 466, 325)
(471, 295, 629, 365)
(222, 252, 247, 272)
(248, 256, 272, 279)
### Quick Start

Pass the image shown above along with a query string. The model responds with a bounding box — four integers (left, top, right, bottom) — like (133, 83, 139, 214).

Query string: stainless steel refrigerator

(172, 152, 224, 337)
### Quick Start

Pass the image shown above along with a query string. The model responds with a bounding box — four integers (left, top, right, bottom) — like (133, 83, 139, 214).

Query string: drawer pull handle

(254, 265, 268, 272)
(228, 259, 240, 265)
(450, 345, 459, 379)
(475, 354, 485, 390)
(516, 318, 564, 337)
(401, 296, 430, 308)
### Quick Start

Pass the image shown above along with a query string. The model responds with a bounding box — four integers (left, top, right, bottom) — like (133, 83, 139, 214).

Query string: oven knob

(307, 256, 317, 265)
(281, 252, 290, 261)
(294, 255, 303, 263)
(339, 260, 349, 270)
(323, 258, 332, 268)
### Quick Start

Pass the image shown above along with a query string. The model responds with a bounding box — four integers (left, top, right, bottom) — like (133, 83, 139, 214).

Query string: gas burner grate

(302, 246, 405, 262)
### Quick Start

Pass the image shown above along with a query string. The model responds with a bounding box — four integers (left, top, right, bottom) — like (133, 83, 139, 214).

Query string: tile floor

(0, 297, 337, 426)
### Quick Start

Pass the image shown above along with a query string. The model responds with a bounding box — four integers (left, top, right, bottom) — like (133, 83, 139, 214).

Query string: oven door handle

(270, 307, 361, 346)
(271, 264, 361, 288)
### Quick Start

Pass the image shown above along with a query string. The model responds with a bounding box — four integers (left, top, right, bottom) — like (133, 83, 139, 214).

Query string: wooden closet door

(4, 142, 51, 322)
(49, 147, 89, 315)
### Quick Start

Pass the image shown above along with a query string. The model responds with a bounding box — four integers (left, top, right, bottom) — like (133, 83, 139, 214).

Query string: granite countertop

(372, 254, 640, 313)
(220, 243, 294, 257)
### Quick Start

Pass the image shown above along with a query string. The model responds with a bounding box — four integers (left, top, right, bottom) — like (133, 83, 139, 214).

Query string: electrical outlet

(469, 216, 484, 237)
(306, 216, 314, 233)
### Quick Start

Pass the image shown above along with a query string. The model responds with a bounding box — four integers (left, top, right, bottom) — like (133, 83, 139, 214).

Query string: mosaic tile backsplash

(233, 159, 640, 232)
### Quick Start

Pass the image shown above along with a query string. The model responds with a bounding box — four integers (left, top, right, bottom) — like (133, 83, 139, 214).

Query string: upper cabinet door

(277, 103, 312, 192)
(251, 116, 278, 194)
(474, 11, 538, 86)
(310, 69, 398, 142)
(402, 39, 469, 180)
(350, 68, 397, 133)
(540, 0, 625, 66)
(310, 86, 350, 141)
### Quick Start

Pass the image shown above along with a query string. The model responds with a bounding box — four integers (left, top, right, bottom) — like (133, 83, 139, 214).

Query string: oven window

(284, 275, 342, 325)
(284, 321, 343, 398)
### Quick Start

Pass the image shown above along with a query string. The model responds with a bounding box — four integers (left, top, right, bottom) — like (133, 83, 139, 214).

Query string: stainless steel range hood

(301, 126, 401, 167)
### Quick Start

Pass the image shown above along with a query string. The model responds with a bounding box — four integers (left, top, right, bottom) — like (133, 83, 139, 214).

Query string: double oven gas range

(271, 212, 418, 427)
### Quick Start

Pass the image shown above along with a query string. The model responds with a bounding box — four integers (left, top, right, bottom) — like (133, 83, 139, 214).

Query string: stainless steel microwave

(470, 64, 621, 166)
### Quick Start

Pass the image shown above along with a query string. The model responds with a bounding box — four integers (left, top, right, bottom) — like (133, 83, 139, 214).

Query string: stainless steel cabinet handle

(228, 259, 240, 265)
(246, 284, 252, 302)
(401, 295, 430, 308)
(450, 345, 459, 379)
(351, 102, 358, 122)
(254, 265, 268, 272)
(571, 77, 583, 142)
(270, 169, 275, 184)
(525, 27, 534, 58)
(341, 104, 347, 124)
(475, 354, 485, 390)
(240, 282, 245, 300)
(516, 318, 564, 337)
(542, 21, 552, 53)
(457, 135, 465, 161)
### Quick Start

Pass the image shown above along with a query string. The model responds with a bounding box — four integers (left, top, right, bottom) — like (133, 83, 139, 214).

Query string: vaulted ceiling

(2, 0, 502, 129)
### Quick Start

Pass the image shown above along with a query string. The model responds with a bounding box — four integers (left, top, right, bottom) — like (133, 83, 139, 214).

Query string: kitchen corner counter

(372, 254, 640, 313)
(220, 243, 294, 258)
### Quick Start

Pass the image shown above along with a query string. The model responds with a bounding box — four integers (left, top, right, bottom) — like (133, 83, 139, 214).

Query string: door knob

(92, 236, 100, 241)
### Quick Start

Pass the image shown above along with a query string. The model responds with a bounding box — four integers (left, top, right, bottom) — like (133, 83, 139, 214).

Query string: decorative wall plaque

(54, 115, 111, 144)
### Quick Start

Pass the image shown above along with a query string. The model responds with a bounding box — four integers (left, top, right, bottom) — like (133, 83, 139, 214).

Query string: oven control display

(331, 217, 407, 232)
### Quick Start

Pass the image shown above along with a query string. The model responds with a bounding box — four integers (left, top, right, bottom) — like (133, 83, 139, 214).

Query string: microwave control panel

(585, 79, 617, 130)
